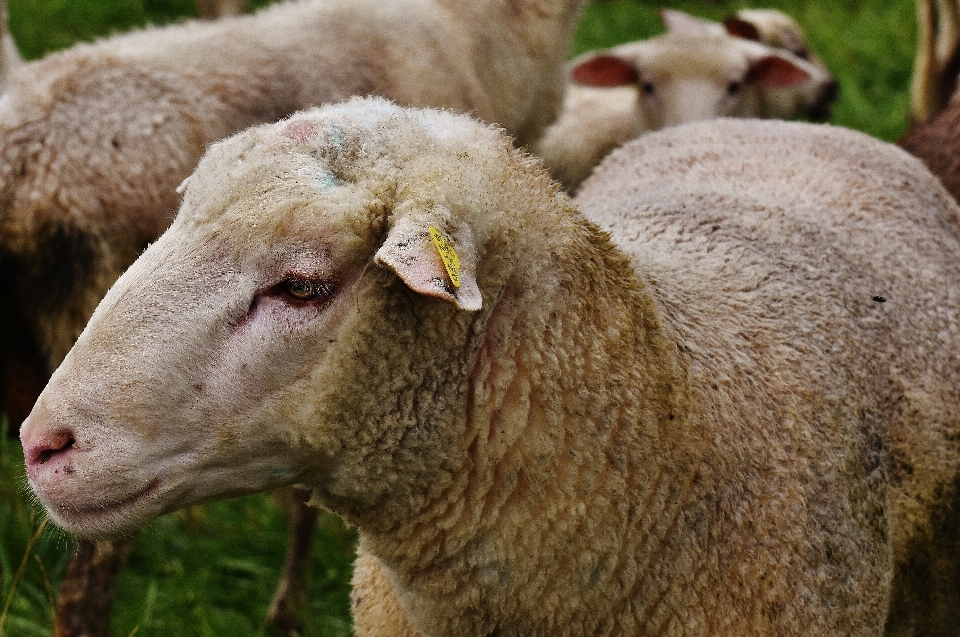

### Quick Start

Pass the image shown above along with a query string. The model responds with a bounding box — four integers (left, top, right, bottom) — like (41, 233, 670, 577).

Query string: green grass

(0, 0, 922, 635)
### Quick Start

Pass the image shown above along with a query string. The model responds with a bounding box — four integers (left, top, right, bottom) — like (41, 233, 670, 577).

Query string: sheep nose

(21, 425, 77, 479)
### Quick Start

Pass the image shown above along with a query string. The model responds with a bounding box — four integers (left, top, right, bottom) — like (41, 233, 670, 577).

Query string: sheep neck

(352, 219, 704, 633)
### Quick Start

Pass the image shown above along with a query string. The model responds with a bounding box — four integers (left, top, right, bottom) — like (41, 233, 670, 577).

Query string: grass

(0, 0, 921, 635)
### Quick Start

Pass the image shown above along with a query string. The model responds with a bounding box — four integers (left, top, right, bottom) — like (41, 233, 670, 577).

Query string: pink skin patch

(282, 120, 320, 144)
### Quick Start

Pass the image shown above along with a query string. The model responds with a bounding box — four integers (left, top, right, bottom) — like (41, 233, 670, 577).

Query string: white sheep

(20, 97, 960, 636)
(532, 9, 838, 190)
(668, 8, 837, 122)
(0, 1, 585, 634)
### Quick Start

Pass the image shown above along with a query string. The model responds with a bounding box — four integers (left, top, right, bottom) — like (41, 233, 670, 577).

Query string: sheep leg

(912, 0, 940, 123)
(266, 487, 319, 636)
(55, 537, 136, 637)
(911, 0, 960, 122)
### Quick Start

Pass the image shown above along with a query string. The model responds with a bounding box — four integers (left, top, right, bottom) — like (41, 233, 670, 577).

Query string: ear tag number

(429, 226, 462, 288)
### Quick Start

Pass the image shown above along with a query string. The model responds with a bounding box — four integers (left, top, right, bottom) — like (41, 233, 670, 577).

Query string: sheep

(0, 1, 586, 635)
(531, 24, 835, 190)
(660, 7, 828, 67)
(706, 8, 837, 122)
(20, 96, 960, 636)
(531, 8, 838, 191)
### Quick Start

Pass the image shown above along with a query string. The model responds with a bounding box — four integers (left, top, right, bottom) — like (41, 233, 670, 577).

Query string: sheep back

(577, 117, 960, 636)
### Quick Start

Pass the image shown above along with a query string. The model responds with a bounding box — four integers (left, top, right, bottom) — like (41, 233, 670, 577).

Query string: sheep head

(18, 98, 544, 540)
(572, 28, 835, 127)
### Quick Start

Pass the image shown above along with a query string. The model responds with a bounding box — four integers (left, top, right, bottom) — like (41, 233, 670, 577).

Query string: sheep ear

(660, 9, 722, 35)
(746, 54, 811, 88)
(723, 15, 762, 41)
(374, 206, 482, 311)
(570, 54, 639, 88)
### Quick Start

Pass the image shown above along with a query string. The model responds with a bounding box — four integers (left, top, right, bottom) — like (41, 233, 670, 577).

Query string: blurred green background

(0, 0, 920, 635)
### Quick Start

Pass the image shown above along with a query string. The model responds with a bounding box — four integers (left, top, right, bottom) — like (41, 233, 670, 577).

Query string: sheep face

(653, 10, 839, 123)
(19, 100, 495, 539)
(570, 33, 820, 131)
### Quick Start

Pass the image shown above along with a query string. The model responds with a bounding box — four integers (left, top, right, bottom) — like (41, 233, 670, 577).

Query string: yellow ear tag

(428, 226, 462, 288)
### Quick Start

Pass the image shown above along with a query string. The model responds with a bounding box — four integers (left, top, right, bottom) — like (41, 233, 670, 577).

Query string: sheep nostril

(37, 436, 75, 464)
(23, 430, 77, 470)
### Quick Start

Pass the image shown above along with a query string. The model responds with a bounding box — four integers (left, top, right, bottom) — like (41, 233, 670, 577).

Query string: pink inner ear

(571, 55, 639, 87)
(723, 16, 761, 41)
(374, 216, 483, 312)
(747, 56, 812, 87)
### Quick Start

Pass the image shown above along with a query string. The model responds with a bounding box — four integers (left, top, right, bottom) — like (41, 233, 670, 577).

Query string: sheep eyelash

(271, 276, 337, 305)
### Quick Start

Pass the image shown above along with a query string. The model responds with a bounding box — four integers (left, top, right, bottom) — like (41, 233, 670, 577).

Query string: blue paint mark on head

(313, 168, 341, 189)
(328, 125, 343, 148)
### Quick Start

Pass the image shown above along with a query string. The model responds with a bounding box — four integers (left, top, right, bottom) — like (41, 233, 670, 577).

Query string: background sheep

(20, 97, 960, 636)
(531, 8, 838, 190)
(0, 0, 585, 635)
(0, 0, 584, 387)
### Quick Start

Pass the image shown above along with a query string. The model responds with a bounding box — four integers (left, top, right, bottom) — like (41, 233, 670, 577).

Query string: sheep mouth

(46, 478, 162, 534)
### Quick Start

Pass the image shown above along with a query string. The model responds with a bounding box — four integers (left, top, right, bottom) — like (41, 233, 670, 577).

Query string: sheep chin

(38, 478, 163, 540)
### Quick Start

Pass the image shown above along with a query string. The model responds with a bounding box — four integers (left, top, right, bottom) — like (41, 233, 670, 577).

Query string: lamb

(532, 9, 838, 190)
(0, 1, 585, 634)
(20, 96, 960, 636)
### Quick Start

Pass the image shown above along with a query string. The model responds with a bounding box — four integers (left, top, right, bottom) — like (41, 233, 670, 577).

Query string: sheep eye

(640, 81, 656, 95)
(727, 81, 742, 96)
(280, 277, 335, 302)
